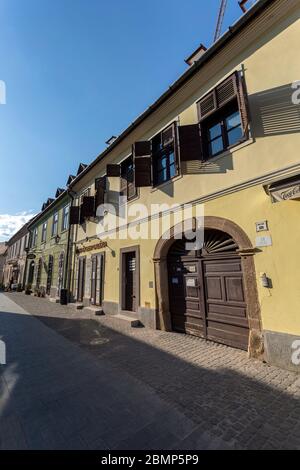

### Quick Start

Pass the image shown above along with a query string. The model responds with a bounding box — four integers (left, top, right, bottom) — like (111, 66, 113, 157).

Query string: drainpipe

(64, 189, 76, 299)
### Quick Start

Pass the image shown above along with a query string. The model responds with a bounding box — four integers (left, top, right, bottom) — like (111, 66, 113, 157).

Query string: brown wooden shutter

(179, 125, 203, 162)
(69, 206, 80, 225)
(236, 72, 250, 138)
(216, 74, 237, 108)
(162, 123, 175, 147)
(133, 141, 151, 157)
(95, 177, 106, 211)
(198, 91, 217, 120)
(106, 164, 120, 177)
(81, 196, 95, 218)
(127, 167, 136, 199)
(134, 157, 152, 187)
(133, 141, 152, 187)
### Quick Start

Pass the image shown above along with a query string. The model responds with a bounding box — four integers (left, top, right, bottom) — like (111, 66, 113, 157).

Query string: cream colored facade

(68, 0, 300, 371)
(3, 227, 29, 289)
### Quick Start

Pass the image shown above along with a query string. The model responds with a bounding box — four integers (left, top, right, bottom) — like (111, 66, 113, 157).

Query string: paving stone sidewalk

(1, 292, 300, 450)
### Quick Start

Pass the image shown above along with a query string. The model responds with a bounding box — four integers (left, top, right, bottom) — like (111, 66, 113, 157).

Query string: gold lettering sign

(76, 241, 107, 254)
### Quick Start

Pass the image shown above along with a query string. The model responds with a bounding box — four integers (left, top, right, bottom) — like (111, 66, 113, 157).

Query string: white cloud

(0, 211, 36, 242)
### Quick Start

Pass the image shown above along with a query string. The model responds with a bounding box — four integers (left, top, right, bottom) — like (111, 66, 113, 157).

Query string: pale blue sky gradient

(0, 0, 248, 239)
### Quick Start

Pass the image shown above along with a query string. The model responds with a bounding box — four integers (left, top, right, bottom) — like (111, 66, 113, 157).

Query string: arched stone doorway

(27, 261, 35, 285)
(153, 216, 263, 358)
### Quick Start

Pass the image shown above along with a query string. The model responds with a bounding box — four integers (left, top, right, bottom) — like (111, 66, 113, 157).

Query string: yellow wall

(79, 183, 300, 336)
(72, 1, 300, 336)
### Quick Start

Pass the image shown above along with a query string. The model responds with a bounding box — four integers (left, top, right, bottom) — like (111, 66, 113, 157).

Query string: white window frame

(51, 212, 59, 237)
(61, 204, 70, 232)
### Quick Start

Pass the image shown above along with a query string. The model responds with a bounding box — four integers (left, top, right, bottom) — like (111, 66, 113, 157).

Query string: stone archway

(153, 216, 263, 358)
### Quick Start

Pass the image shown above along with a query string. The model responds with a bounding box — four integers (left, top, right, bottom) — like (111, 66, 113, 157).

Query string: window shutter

(198, 91, 217, 120)
(95, 177, 106, 211)
(127, 167, 136, 199)
(133, 141, 151, 157)
(179, 125, 203, 162)
(162, 123, 175, 147)
(106, 164, 120, 177)
(236, 72, 250, 138)
(133, 141, 152, 187)
(69, 206, 80, 225)
(81, 196, 95, 219)
(120, 173, 127, 198)
(134, 157, 152, 187)
(216, 74, 237, 108)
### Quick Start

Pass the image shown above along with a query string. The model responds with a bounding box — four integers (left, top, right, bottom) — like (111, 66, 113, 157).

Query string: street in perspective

(0, 0, 300, 458)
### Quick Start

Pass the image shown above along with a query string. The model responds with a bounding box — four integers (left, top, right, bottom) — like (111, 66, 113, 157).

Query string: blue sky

(0, 0, 250, 240)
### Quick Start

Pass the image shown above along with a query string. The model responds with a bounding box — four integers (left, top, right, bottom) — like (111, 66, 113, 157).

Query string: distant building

(3, 224, 30, 289)
(26, 188, 72, 300)
(0, 242, 8, 286)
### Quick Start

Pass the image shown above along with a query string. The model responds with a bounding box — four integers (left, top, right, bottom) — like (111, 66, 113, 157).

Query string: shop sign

(271, 184, 300, 202)
(76, 241, 107, 255)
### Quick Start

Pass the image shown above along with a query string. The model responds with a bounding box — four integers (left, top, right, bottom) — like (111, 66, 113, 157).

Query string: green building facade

(26, 189, 72, 300)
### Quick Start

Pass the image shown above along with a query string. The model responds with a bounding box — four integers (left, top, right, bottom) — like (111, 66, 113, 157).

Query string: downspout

(64, 189, 76, 299)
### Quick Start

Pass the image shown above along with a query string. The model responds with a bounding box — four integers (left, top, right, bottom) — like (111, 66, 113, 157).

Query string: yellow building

(68, 0, 300, 371)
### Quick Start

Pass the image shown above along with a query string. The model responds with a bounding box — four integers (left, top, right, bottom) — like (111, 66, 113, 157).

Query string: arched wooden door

(168, 229, 249, 350)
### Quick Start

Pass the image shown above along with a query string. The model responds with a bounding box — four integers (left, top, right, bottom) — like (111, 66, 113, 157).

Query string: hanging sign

(271, 184, 300, 202)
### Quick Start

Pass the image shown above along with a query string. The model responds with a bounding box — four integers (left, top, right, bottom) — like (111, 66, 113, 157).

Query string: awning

(265, 175, 300, 203)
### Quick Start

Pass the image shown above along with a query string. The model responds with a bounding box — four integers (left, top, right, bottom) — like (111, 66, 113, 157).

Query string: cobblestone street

(1, 292, 300, 450)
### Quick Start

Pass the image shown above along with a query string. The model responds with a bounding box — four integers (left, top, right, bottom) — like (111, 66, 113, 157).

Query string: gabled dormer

(77, 163, 88, 176)
(55, 188, 65, 198)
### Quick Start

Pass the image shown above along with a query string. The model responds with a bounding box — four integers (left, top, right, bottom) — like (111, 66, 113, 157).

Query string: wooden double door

(168, 255, 249, 350)
(91, 254, 104, 306)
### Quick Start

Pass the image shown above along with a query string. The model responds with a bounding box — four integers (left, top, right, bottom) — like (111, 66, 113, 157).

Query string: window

(51, 212, 59, 237)
(80, 188, 90, 204)
(120, 156, 136, 201)
(205, 103, 243, 158)
(41, 222, 47, 243)
(31, 228, 38, 247)
(197, 72, 249, 160)
(62, 204, 70, 231)
(152, 124, 177, 186)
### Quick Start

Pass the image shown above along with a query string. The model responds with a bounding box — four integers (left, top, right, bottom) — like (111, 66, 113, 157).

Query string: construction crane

(214, 0, 228, 43)
(213, 0, 252, 43)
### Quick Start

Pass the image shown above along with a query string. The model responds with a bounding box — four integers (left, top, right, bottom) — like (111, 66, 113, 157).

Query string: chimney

(185, 44, 207, 67)
(105, 136, 118, 146)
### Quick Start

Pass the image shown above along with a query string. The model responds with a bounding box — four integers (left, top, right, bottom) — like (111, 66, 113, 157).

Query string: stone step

(48, 297, 60, 303)
(74, 303, 84, 310)
(83, 306, 104, 316)
(113, 313, 141, 328)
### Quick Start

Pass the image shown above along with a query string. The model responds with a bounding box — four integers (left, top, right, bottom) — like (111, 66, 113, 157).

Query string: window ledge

(150, 173, 183, 193)
(205, 137, 254, 164)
